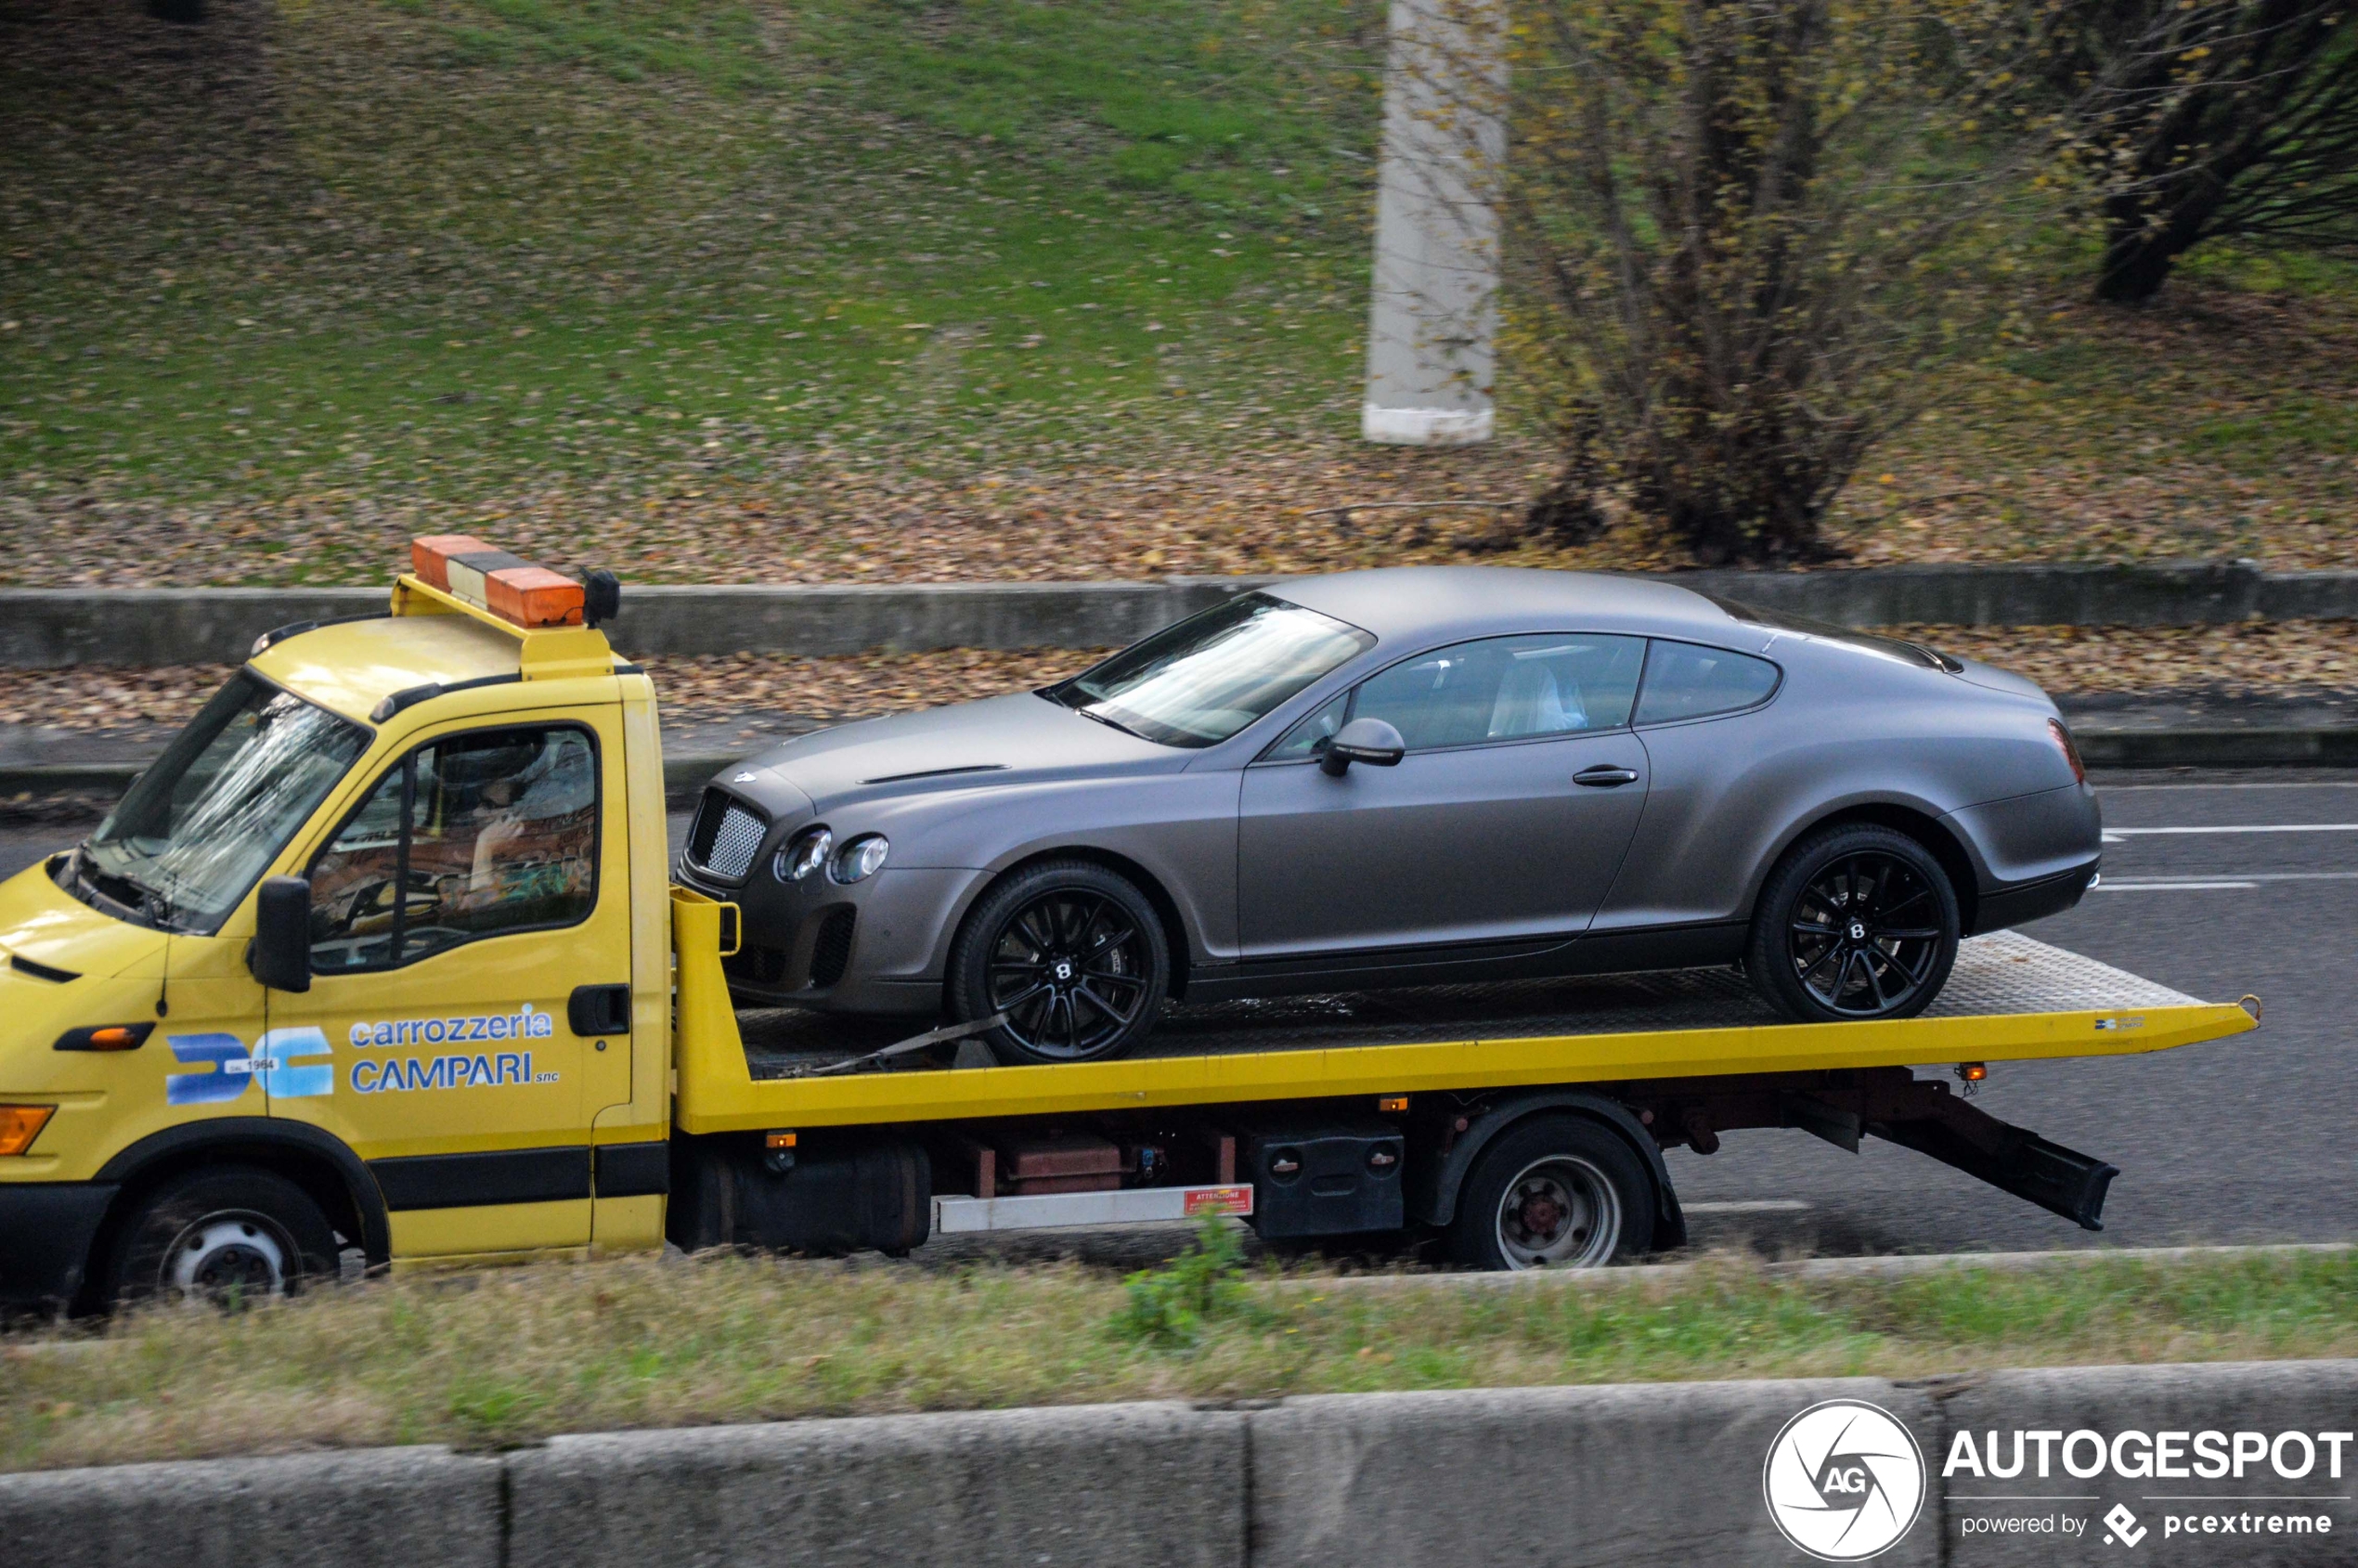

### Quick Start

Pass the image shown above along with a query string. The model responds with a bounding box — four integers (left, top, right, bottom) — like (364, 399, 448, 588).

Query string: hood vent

(8, 952, 81, 984)
(859, 764, 1009, 785)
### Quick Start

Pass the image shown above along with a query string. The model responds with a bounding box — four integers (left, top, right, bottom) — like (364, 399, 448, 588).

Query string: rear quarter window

(1633, 641, 1781, 724)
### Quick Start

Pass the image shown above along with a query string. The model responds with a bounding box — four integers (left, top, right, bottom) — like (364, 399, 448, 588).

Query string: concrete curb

(7, 561, 2358, 668)
(8, 1367, 2354, 1566)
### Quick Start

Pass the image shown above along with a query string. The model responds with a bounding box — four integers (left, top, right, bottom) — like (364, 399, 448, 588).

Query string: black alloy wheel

(949, 860, 1171, 1065)
(1748, 824, 1961, 1023)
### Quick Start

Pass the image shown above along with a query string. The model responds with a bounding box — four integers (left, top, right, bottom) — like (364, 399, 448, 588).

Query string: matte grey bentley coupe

(677, 568, 2100, 1064)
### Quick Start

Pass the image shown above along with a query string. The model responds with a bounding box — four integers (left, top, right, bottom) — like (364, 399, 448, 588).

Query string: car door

(1237, 633, 1652, 959)
(264, 710, 635, 1260)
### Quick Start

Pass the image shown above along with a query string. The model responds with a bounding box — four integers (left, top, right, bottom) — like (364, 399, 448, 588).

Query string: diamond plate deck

(739, 930, 2206, 1081)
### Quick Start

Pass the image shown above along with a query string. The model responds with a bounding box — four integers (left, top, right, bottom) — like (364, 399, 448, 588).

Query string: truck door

(266, 710, 635, 1260)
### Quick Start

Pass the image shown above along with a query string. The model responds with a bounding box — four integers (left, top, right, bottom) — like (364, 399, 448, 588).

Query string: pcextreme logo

(1763, 1399, 1929, 1562)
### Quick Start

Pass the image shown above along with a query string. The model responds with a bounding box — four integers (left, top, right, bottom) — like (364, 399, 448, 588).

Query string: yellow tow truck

(0, 543, 2260, 1307)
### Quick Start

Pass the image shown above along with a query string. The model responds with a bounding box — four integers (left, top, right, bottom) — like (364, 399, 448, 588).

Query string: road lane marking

(2092, 880, 2261, 891)
(2103, 823, 2358, 842)
(1682, 1199, 1813, 1213)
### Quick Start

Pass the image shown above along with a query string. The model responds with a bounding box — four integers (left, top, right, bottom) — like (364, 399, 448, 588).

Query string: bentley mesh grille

(688, 792, 768, 883)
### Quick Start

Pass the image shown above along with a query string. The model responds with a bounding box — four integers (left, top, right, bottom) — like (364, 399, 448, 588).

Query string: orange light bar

(0, 1105, 56, 1157)
(409, 536, 585, 628)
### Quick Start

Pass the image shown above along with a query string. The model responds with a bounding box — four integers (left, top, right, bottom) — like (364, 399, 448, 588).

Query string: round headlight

(833, 834, 889, 884)
(775, 827, 832, 883)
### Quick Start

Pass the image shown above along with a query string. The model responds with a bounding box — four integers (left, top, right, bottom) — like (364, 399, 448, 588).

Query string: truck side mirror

(249, 875, 314, 993)
(1320, 717, 1406, 776)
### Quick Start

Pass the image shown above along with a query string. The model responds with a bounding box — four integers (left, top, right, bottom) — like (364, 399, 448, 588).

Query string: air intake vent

(809, 910, 857, 988)
(687, 791, 768, 883)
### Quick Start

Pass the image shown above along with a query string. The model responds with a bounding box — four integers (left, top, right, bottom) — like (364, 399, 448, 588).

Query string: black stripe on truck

(368, 1147, 590, 1211)
(595, 1141, 670, 1198)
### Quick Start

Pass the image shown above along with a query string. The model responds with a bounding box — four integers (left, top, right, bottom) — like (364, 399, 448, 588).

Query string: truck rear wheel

(103, 1166, 339, 1307)
(1447, 1116, 1653, 1270)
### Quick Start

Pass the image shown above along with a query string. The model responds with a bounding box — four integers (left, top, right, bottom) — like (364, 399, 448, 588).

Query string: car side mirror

(248, 875, 313, 993)
(1320, 717, 1406, 776)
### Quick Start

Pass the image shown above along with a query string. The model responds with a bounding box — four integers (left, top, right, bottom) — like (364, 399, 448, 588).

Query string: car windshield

(73, 671, 369, 934)
(1704, 594, 1962, 673)
(1048, 591, 1375, 748)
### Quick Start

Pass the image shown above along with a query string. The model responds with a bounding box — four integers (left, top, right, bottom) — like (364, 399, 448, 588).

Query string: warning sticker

(1184, 1185, 1254, 1217)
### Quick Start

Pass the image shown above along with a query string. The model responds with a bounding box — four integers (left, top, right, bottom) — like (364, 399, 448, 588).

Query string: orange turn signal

(1376, 1095, 1410, 1114)
(1956, 1062, 1988, 1082)
(765, 1130, 797, 1150)
(0, 1105, 56, 1157)
(55, 1021, 155, 1053)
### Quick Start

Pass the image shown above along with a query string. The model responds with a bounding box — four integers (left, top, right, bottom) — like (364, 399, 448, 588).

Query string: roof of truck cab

(249, 612, 523, 723)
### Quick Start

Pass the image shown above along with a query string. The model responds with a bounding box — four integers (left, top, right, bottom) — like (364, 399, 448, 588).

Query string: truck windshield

(1046, 591, 1375, 748)
(72, 672, 369, 934)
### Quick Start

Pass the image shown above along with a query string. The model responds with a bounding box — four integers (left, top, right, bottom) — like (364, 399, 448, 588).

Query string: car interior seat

(1488, 661, 1587, 738)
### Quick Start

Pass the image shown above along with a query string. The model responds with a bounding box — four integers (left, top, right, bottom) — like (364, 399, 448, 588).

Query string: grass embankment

(3, 0, 2356, 584)
(8, 1241, 2358, 1473)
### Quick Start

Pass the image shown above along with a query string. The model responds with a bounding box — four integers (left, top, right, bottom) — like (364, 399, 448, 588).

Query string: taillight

(2047, 719, 2086, 785)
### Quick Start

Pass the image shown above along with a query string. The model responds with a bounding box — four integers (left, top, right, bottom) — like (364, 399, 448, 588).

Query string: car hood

(723, 691, 1179, 811)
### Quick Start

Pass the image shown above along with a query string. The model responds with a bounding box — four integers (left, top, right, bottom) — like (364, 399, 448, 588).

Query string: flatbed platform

(667, 928, 2256, 1135)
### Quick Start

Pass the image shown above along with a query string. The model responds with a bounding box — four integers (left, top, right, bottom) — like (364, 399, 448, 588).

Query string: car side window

(1348, 633, 1647, 752)
(1265, 692, 1350, 761)
(1633, 641, 1781, 724)
(307, 726, 599, 973)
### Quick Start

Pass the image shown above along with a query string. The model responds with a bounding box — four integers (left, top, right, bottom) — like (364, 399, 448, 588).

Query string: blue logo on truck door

(165, 1029, 333, 1105)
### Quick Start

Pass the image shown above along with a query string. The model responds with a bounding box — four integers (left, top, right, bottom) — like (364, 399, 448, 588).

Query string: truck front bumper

(0, 1181, 116, 1312)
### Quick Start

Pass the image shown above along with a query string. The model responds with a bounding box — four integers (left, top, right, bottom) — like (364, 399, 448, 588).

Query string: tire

(947, 859, 1171, 1065)
(1447, 1115, 1654, 1270)
(1745, 823, 1961, 1024)
(103, 1166, 339, 1307)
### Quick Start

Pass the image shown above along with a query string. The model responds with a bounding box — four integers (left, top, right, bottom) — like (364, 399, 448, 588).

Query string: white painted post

(1361, 0, 1507, 447)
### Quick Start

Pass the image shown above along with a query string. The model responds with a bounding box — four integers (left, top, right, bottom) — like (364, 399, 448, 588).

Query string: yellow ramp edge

(670, 886, 2256, 1134)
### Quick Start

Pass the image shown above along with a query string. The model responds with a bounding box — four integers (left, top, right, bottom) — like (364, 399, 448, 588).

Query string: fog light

(775, 827, 832, 883)
(833, 835, 889, 884)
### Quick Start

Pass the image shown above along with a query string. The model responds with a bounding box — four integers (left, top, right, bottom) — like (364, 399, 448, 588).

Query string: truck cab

(0, 543, 675, 1310)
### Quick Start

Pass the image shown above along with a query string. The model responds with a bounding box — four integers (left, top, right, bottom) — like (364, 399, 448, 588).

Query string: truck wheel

(103, 1166, 339, 1307)
(948, 860, 1170, 1065)
(1448, 1116, 1653, 1270)
(1746, 823, 1960, 1023)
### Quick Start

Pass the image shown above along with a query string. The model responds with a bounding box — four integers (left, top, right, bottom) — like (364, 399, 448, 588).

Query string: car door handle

(1574, 765, 1640, 787)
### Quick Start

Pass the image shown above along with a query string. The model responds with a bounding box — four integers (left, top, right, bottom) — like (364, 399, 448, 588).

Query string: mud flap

(1871, 1113, 2118, 1231)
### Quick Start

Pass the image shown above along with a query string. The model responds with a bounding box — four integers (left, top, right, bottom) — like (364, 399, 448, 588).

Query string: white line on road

(2104, 823, 2358, 840)
(2093, 880, 2261, 892)
(2097, 871, 2358, 887)
(1680, 1200, 1814, 1214)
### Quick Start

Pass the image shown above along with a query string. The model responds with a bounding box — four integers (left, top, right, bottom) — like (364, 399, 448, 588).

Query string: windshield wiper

(1071, 706, 1147, 741)
(70, 846, 175, 930)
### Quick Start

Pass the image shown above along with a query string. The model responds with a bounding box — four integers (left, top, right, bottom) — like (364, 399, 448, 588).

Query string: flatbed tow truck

(0, 544, 2261, 1307)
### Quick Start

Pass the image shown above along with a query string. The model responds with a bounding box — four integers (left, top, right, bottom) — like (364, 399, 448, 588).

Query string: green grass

(4, 1, 2357, 584)
(9, 1245, 2358, 1472)
(0, 0, 1383, 530)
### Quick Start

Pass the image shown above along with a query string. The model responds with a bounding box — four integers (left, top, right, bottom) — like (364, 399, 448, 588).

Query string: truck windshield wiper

(69, 846, 175, 930)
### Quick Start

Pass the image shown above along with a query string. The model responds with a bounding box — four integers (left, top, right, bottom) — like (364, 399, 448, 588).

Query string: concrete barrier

(6, 563, 2356, 667)
(505, 1402, 1248, 1568)
(6, 1367, 2358, 1566)
(0, 1445, 503, 1568)
(1250, 1379, 1940, 1568)
(1942, 1361, 2358, 1567)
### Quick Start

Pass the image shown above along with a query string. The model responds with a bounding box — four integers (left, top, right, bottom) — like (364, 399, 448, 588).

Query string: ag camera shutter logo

(1763, 1398, 1927, 1561)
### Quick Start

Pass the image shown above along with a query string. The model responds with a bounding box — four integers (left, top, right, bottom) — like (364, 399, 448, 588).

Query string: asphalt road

(6, 768, 2352, 1264)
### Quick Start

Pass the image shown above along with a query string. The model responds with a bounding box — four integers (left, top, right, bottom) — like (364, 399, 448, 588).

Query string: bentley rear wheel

(948, 860, 1170, 1065)
(1748, 823, 1961, 1023)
